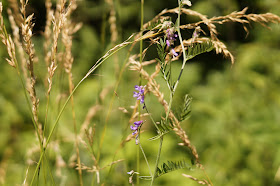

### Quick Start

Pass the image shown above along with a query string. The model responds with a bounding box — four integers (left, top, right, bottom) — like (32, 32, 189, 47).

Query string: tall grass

(0, 0, 280, 185)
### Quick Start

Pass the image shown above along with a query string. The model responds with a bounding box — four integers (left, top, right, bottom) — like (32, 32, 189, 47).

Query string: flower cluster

(133, 85, 145, 104)
(166, 28, 178, 57)
(130, 120, 143, 135)
(166, 28, 178, 47)
(131, 86, 146, 143)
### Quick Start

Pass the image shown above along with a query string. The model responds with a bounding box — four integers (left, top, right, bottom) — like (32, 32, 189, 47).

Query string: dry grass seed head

(18, 0, 40, 125)
(21, 13, 36, 61)
(8, 8, 28, 75)
(56, 154, 66, 177)
(106, 0, 118, 43)
(159, 7, 280, 64)
(0, 6, 17, 68)
(78, 136, 98, 167)
(44, 0, 54, 65)
(182, 174, 211, 185)
(46, 0, 70, 95)
(5, 36, 17, 68)
(61, 0, 81, 74)
(80, 105, 101, 137)
(8, 0, 24, 26)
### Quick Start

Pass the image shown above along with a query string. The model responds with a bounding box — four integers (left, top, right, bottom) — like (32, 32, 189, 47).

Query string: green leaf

(179, 94, 192, 122)
(155, 160, 192, 179)
(148, 120, 173, 141)
(139, 176, 152, 180)
(175, 17, 180, 30)
(186, 41, 214, 61)
(156, 40, 174, 91)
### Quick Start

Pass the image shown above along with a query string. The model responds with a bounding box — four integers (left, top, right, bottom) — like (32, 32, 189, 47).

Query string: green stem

(173, 0, 187, 92)
(43, 96, 50, 142)
(139, 143, 152, 177)
(150, 136, 163, 185)
(143, 103, 160, 132)
(138, 0, 144, 184)
(140, 0, 144, 65)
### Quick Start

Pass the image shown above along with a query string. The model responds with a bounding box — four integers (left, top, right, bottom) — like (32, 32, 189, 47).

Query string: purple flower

(171, 49, 178, 57)
(166, 28, 178, 47)
(165, 28, 179, 58)
(166, 39, 170, 47)
(130, 120, 143, 135)
(193, 30, 199, 38)
(133, 85, 145, 104)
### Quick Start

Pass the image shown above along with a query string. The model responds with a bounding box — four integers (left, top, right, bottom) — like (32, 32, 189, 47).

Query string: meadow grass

(0, 0, 280, 185)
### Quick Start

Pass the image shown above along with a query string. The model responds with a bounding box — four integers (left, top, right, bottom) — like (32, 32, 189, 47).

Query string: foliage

(155, 160, 192, 179)
(0, 0, 280, 185)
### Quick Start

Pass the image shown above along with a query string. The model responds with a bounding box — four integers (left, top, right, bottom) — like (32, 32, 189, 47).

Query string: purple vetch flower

(130, 120, 143, 135)
(133, 85, 145, 104)
(171, 49, 178, 57)
(165, 27, 179, 58)
(166, 39, 170, 47)
(166, 28, 178, 47)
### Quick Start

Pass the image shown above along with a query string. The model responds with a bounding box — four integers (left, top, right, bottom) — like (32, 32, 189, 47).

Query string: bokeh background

(0, 0, 280, 185)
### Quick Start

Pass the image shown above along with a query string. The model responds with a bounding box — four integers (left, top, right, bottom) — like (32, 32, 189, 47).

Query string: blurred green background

(0, 0, 280, 185)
